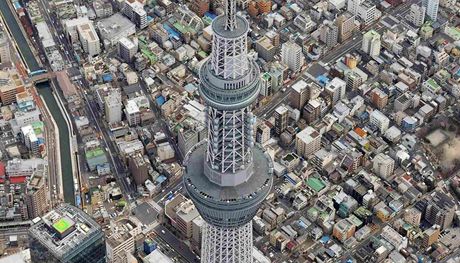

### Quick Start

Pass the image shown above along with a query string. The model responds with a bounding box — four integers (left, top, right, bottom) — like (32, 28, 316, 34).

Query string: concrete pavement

(154, 225, 200, 263)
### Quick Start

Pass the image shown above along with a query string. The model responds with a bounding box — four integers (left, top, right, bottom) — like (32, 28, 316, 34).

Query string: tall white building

(281, 41, 304, 73)
(104, 89, 122, 124)
(369, 109, 390, 133)
(122, 1, 147, 29)
(410, 4, 426, 27)
(325, 77, 346, 104)
(0, 32, 11, 64)
(423, 0, 439, 22)
(362, 29, 381, 57)
(124, 100, 141, 127)
(259, 72, 272, 97)
(373, 153, 395, 178)
(63, 17, 91, 43)
(118, 37, 138, 63)
(295, 126, 322, 158)
(347, 0, 378, 25)
(347, 0, 363, 15)
(21, 125, 40, 156)
(77, 23, 101, 57)
(106, 218, 141, 263)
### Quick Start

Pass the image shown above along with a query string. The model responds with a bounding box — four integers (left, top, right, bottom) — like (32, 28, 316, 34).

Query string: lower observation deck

(184, 141, 273, 228)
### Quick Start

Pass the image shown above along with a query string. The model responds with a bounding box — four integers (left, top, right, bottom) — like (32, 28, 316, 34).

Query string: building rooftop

(28, 204, 102, 259)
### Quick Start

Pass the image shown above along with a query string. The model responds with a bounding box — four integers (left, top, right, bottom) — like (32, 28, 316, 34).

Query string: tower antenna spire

(224, 0, 237, 31)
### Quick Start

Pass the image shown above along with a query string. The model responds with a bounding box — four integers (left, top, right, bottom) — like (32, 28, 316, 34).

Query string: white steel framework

(223, 0, 237, 31)
(211, 32, 249, 79)
(206, 107, 254, 174)
(202, 221, 253, 263)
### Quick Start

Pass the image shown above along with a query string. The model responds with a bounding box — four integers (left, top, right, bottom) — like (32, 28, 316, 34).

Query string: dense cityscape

(0, 0, 460, 262)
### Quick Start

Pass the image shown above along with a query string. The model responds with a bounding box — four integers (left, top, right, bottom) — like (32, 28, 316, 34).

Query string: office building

(256, 121, 271, 144)
(333, 218, 356, 243)
(347, 0, 362, 15)
(105, 89, 122, 124)
(63, 17, 91, 43)
(0, 70, 25, 105)
(269, 62, 288, 92)
(6, 158, 46, 177)
(21, 125, 41, 156)
(150, 24, 169, 47)
(165, 194, 200, 238)
(123, 0, 148, 29)
(0, 31, 11, 64)
(325, 77, 346, 104)
(259, 72, 272, 97)
(404, 207, 422, 226)
(422, 225, 440, 247)
(97, 13, 136, 48)
(345, 71, 363, 90)
(423, 0, 439, 22)
(93, 0, 113, 18)
(274, 105, 289, 135)
(124, 98, 150, 126)
(425, 191, 456, 230)
(372, 153, 395, 178)
(25, 164, 48, 219)
(183, 1, 273, 261)
(319, 21, 338, 48)
(77, 23, 101, 57)
(362, 30, 381, 57)
(409, 4, 425, 27)
(106, 218, 141, 263)
(192, 216, 205, 248)
(303, 99, 322, 124)
(191, 0, 210, 16)
(281, 40, 304, 73)
(178, 125, 207, 158)
(371, 88, 388, 110)
(29, 204, 106, 263)
(296, 126, 322, 158)
(336, 12, 355, 42)
(118, 37, 138, 63)
(128, 153, 149, 185)
(369, 109, 390, 133)
(357, 1, 377, 25)
(290, 79, 309, 110)
(255, 36, 277, 61)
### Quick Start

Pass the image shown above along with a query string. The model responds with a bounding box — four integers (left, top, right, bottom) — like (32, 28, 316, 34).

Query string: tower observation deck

(183, 0, 273, 262)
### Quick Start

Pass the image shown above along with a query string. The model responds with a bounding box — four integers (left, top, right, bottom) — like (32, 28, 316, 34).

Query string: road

(139, 80, 183, 162)
(154, 224, 200, 263)
(35, 1, 136, 199)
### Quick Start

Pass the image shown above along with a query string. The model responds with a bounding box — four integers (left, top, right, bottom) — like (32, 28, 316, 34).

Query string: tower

(183, 0, 273, 261)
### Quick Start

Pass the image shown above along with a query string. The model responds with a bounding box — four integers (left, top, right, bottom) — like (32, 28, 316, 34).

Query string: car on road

(161, 230, 166, 234)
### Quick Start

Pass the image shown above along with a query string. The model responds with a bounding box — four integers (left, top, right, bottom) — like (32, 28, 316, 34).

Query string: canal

(0, 1, 75, 204)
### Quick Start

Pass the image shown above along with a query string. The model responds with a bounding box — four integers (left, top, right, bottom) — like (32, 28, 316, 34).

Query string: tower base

(202, 221, 253, 263)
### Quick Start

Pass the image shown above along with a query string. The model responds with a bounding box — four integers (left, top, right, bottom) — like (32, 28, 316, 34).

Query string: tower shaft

(202, 222, 253, 263)
(184, 0, 273, 261)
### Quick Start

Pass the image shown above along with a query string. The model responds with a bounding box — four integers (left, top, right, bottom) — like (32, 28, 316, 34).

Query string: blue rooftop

(320, 235, 330, 244)
(204, 12, 217, 19)
(102, 73, 113, 82)
(156, 95, 166, 106)
(156, 175, 167, 184)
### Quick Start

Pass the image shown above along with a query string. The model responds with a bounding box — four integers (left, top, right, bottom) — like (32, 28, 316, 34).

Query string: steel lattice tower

(183, 0, 273, 262)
